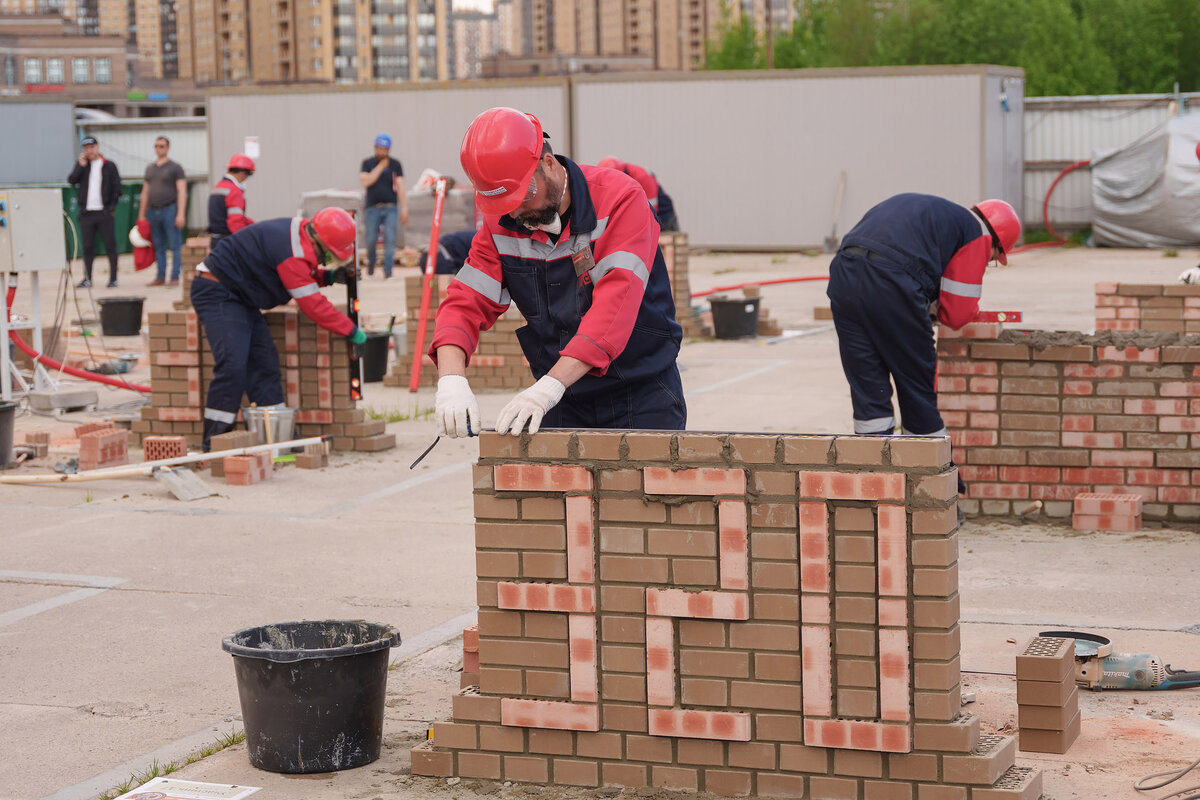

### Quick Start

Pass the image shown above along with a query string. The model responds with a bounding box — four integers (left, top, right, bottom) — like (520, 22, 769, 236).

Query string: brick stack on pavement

(294, 441, 330, 470)
(1016, 635, 1080, 754)
(174, 236, 210, 310)
(1094, 281, 1200, 333)
(142, 435, 188, 462)
(224, 451, 273, 486)
(20, 432, 49, 458)
(1071, 492, 1143, 532)
(658, 232, 708, 338)
(462, 625, 479, 688)
(208, 429, 257, 479)
(77, 428, 128, 471)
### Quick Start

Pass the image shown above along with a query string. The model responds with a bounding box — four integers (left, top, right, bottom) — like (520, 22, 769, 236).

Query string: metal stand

(2, 271, 60, 400)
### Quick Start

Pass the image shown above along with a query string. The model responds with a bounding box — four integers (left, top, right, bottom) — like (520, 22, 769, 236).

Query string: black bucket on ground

(360, 332, 391, 383)
(709, 296, 761, 339)
(97, 297, 145, 336)
(222, 620, 401, 773)
(0, 400, 16, 467)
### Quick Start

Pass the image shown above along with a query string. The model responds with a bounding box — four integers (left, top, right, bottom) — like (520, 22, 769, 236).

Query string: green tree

(773, 0, 831, 68)
(1083, 0, 1182, 93)
(705, 2, 764, 70)
(1017, 0, 1116, 95)
(821, 0, 881, 67)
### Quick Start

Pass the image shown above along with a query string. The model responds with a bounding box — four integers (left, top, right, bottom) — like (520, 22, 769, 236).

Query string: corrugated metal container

(1022, 93, 1198, 229)
(0, 102, 76, 185)
(207, 66, 1023, 249)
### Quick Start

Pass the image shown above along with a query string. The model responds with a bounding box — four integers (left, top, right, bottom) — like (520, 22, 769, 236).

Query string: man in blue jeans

(138, 136, 187, 286)
(358, 133, 408, 278)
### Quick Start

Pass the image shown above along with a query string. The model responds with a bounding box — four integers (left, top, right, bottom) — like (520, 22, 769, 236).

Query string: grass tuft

(96, 727, 246, 800)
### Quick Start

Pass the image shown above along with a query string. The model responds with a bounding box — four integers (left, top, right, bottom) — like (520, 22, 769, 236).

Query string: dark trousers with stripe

(79, 209, 118, 283)
(190, 277, 284, 450)
(828, 252, 964, 492)
(542, 365, 686, 431)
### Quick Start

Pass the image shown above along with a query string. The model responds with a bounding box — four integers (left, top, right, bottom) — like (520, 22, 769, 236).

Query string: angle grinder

(1041, 630, 1200, 691)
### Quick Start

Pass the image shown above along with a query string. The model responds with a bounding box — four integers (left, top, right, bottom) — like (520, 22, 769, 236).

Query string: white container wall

(207, 66, 1023, 249)
(1022, 93, 1198, 231)
(0, 103, 77, 185)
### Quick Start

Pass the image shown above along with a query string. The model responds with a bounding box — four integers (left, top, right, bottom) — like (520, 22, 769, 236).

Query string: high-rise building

(451, 8, 496, 79)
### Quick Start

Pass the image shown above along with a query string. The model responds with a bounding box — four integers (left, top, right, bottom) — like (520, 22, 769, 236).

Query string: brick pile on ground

(208, 430, 256, 479)
(387, 233, 707, 389)
(173, 237, 210, 311)
(1071, 492, 1143, 532)
(412, 430, 1042, 798)
(1094, 281, 1200, 333)
(225, 451, 273, 486)
(142, 435, 188, 462)
(20, 432, 49, 457)
(1015, 636, 1079, 755)
(463, 625, 480, 688)
(134, 309, 393, 452)
(78, 427, 128, 471)
(295, 441, 330, 469)
(937, 325, 1200, 522)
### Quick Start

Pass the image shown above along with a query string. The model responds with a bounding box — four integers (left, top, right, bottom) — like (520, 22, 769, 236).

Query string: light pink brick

(497, 583, 595, 613)
(649, 709, 751, 741)
(878, 598, 907, 627)
(804, 719, 911, 753)
(801, 626, 832, 716)
(801, 595, 831, 625)
(565, 496, 595, 584)
(1098, 346, 1158, 362)
(646, 589, 749, 620)
(876, 505, 907, 597)
(718, 500, 748, 590)
(1073, 493, 1143, 516)
(1124, 399, 1189, 415)
(643, 467, 746, 496)
(1072, 513, 1142, 532)
(878, 628, 911, 723)
(646, 617, 675, 706)
(799, 502, 830, 593)
(500, 699, 599, 731)
(495, 464, 593, 492)
(799, 471, 905, 501)
(568, 614, 598, 703)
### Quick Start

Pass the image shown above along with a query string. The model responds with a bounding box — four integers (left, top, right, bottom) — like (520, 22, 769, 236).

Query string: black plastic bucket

(97, 297, 145, 336)
(222, 620, 401, 773)
(710, 296, 761, 339)
(0, 400, 15, 467)
(360, 332, 391, 383)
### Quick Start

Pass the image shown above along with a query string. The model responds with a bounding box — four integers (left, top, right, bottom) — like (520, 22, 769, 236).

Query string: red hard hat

(460, 107, 543, 215)
(227, 153, 255, 173)
(596, 157, 623, 171)
(1195, 141, 1200, 170)
(973, 199, 1021, 265)
(311, 207, 356, 261)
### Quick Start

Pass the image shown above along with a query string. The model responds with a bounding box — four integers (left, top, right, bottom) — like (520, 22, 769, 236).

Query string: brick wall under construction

(937, 324, 1200, 522)
(412, 430, 1043, 798)
(132, 309, 394, 452)
(1094, 281, 1200, 333)
(386, 232, 705, 391)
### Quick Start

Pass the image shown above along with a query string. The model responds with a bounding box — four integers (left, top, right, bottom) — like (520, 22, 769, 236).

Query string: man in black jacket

(67, 136, 122, 288)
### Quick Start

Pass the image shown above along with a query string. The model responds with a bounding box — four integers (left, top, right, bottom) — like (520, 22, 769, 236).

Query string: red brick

(644, 466, 746, 496)
(495, 464, 592, 492)
(1062, 431, 1122, 449)
(798, 471, 905, 501)
(1072, 513, 1142, 532)
(1099, 345, 1158, 362)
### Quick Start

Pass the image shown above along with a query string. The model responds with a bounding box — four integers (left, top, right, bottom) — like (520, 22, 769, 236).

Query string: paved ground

(2, 243, 1199, 800)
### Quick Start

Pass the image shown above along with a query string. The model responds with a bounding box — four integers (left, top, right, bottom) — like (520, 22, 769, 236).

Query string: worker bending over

(827, 193, 1020, 493)
(207, 154, 255, 248)
(596, 157, 679, 231)
(432, 107, 685, 437)
(191, 208, 368, 450)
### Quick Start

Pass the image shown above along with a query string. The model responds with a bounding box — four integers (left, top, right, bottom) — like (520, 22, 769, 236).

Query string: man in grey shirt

(138, 136, 187, 286)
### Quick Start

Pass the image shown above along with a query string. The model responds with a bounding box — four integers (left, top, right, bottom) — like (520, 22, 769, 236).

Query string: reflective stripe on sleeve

(854, 416, 895, 434)
(212, 187, 230, 196)
(288, 282, 321, 299)
(901, 426, 947, 437)
(587, 250, 650, 288)
(227, 207, 244, 215)
(290, 216, 305, 257)
(204, 407, 237, 424)
(455, 262, 511, 306)
(940, 276, 982, 298)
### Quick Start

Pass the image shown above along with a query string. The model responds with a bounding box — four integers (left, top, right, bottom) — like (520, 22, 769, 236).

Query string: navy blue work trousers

(190, 276, 284, 450)
(542, 364, 686, 431)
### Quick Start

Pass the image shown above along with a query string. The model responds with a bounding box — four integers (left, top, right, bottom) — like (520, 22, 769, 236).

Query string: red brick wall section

(411, 430, 1044, 798)
(133, 309, 393, 453)
(937, 327, 1200, 523)
(1094, 282, 1200, 333)
(386, 233, 705, 390)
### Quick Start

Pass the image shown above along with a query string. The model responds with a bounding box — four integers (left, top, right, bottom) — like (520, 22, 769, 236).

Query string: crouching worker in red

(191, 208, 369, 450)
(432, 107, 685, 438)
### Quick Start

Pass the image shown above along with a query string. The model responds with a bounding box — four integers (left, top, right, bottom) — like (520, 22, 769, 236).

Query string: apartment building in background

(0, 14, 126, 96)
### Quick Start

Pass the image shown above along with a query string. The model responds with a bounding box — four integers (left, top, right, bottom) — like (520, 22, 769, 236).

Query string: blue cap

(374, 133, 392, 148)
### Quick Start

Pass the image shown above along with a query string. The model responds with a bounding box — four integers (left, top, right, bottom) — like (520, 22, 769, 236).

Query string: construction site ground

(3, 243, 1200, 800)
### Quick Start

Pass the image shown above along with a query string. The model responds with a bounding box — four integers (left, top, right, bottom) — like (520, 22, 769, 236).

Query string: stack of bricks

(739, 286, 784, 338)
(463, 625, 480, 688)
(133, 309, 393, 452)
(659, 232, 708, 338)
(1094, 282, 1200, 333)
(385, 273, 531, 391)
(20, 432, 50, 458)
(412, 429, 1043, 798)
(224, 451, 273, 486)
(295, 441, 330, 470)
(142, 435, 188, 463)
(937, 326, 1200, 523)
(1071, 492, 1142, 532)
(76, 422, 128, 471)
(209, 429, 257, 479)
(1015, 636, 1079, 755)
(173, 236, 210, 311)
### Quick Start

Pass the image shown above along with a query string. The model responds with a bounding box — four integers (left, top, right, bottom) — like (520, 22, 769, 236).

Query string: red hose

(5, 283, 152, 394)
(691, 274, 829, 299)
(1009, 159, 1091, 255)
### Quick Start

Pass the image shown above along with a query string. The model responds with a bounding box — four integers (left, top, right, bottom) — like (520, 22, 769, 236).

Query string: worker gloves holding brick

(435, 375, 480, 438)
(1178, 266, 1200, 285)
(495, 375, 566, 436)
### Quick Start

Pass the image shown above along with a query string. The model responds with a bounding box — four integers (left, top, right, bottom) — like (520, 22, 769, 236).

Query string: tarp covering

(1091, 112, 1200, 247)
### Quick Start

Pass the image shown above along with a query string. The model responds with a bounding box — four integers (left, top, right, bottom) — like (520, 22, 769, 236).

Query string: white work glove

(1179, 266, 1200, 285)
(495, 376, 566, 436)
(435, 375, 480, 438)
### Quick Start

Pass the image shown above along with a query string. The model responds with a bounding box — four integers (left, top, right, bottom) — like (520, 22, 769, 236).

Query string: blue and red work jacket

(207, 174, 253, 236)
(431, 156, 681, 395)
(203, 216, 356, 336)
(838, 193, 994, 330)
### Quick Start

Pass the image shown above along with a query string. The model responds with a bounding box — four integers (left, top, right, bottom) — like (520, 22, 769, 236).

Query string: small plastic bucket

(709, 296, 761, 339)
(360, 332, 391, 383)
(97, 297, 145, 336)
(241, 406, 296, 445)
(222, 620, 401, 773)
(0, 400, 16, 467)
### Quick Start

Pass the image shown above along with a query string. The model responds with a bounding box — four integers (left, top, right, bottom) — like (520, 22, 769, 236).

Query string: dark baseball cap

(81, 136, 98, 146)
